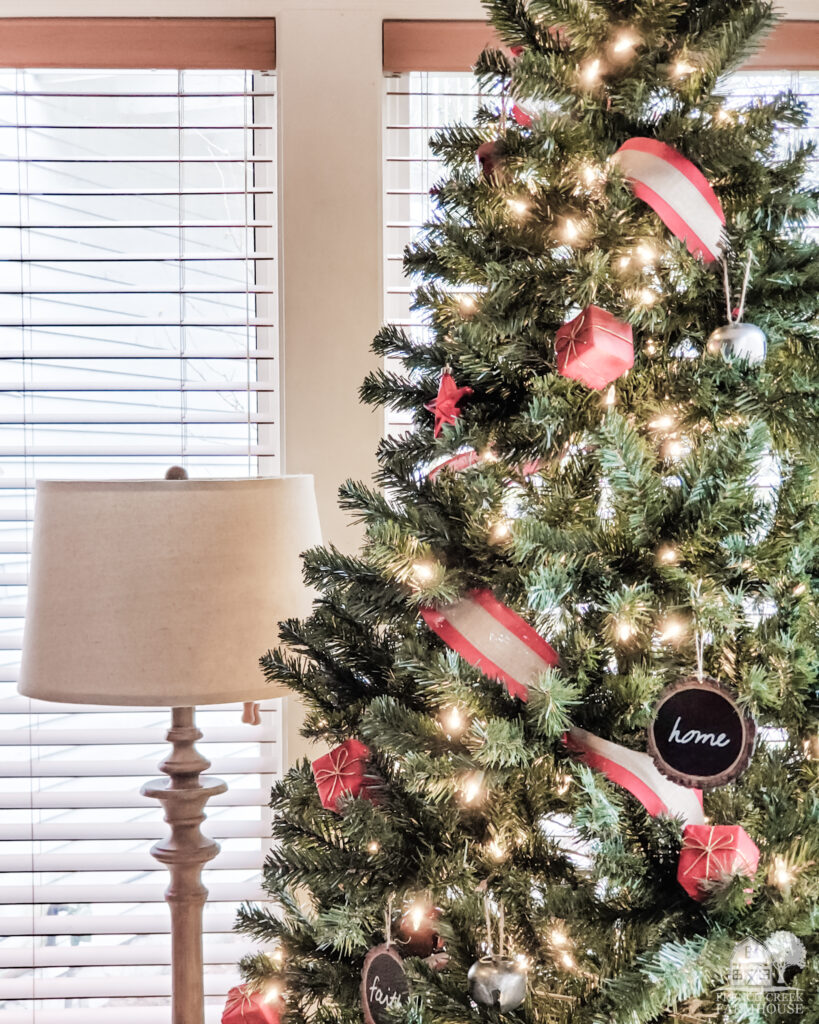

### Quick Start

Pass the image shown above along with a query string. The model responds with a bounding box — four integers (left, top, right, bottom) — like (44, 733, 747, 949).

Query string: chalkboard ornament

(648, 675, 756, 790)
(361, 943, 410, 1024)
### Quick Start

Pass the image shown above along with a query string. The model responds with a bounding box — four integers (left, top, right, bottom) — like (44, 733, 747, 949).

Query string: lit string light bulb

(487, 839, 507, 861)
(639, 286, 658, 306)
(506, 197, 529, 217)
(581, 163, 599, 186)
(550, 928, 568, 947)
(580, 58, 601, 86)
(462, 775, 483, 804)
(644, 340, 656, 356)
(561, 952, 575, 969)
(603, 385, 616, 407)
(411, 560, 436, 586)
(792, 582, 807, 596)
(489, 518, 512, 543)
(636, 242, 655, 265)
(407, 901, 426, 932)
(618, 255, 631, 270)
(657, 545, 678, 564)
(367, 840, 380, 854)
(770, 855, 794, 890)
(457, 293, 477, 315)
(659, 618, 685, 642)
(562, 218, 581, 244)
(264, 984, 282, 1005)
(556, 774, 572, 795)
(612, 31, 638, 54)
(649, 413, 674, 430)
(616, 621, 634, 642)
(442, 705, 464, 734)
(674, 58, 696, 77)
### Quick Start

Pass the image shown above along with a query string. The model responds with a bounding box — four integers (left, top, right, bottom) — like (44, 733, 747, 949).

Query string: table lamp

(18, 471, 322, 1024)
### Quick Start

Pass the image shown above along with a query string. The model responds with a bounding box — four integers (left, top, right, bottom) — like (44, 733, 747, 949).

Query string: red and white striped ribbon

(565, 725, 705, 825)
(612, 137, 725, 263)
(421, 589, 558, 701)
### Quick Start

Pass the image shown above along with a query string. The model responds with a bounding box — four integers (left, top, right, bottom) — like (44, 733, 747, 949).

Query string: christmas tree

(236, 2, 819, 1022)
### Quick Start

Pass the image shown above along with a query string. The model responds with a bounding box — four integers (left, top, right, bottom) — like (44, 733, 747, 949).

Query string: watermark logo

(722, 931, 807, 1015)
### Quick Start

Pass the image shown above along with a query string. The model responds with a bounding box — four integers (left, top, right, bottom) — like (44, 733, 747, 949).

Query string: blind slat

(1, 909, 237, 935)
(0, 940, 253, 970)
(0, 881, 266, 905)
(0, 973, 244, 1001)
(1, 820, 267, 840)
(0, 755, 273, 777)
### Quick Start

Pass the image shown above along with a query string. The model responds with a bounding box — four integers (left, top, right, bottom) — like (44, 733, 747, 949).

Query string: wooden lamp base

(142, 706, 228, 1024)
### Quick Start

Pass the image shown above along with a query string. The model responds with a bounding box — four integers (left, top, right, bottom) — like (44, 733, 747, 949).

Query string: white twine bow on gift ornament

(555, 309, 589, 361)
(314, 747, 357, 804)
(681, 826, 754, 879)
(224, 986, 255, 1019)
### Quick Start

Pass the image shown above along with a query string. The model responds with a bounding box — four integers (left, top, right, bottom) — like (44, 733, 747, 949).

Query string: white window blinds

(383, 72, 485, 438)
(0, 67, 279, 1023)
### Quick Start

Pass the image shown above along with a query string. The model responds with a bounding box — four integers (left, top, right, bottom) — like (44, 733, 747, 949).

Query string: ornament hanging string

(691, 579, 705, 681)
(721, 250, 753, 324)
(482, 896, 506, 957)
(385, 894, 393, 946)
(694, 629, 705, 682)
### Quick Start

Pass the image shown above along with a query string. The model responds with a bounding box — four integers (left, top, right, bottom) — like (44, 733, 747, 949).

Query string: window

(383, 72, 484, 438)
(382, 67, 819, 440)
(0, 66, 278, 1022)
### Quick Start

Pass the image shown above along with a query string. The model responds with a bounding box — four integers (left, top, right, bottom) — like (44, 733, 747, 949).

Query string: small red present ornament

(222, 985, 281, 1024)
(555, 304, 634, 390)
(312, 738, 379, 812)
(677, 823, 760, 902)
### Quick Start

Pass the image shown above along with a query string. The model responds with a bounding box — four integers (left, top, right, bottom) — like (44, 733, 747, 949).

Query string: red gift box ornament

(312, 738, 378, 812)
(555, 304, 634, 390)
(222, 985, 281, 1024)
(677, 823, 760, 902)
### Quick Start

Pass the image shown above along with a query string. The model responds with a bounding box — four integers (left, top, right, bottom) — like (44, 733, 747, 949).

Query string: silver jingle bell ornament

(467, 955, 527, 1011)
(706, 321, 767, 366)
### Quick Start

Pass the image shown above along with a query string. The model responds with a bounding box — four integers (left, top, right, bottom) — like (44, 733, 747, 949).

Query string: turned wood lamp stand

(142, 707, 227, 1024)
(16, 469, 322, 1024)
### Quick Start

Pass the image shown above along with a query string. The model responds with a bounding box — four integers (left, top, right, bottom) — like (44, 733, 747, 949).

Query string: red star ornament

(424, 371, 473, 437)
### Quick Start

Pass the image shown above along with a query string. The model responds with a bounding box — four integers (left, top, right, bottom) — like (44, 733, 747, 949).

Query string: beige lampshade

(18, 476, 321, 706)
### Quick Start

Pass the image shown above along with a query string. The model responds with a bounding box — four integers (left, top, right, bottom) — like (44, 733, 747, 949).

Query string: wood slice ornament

(648, 676, 756, 789)
(361, 943, 410, 1024)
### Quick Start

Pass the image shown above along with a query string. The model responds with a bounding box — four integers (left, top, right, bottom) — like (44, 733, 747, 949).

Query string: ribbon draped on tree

(611, 137, 726, 263)
(420, 589, 559, 701)
(564, 725, 705, 824)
